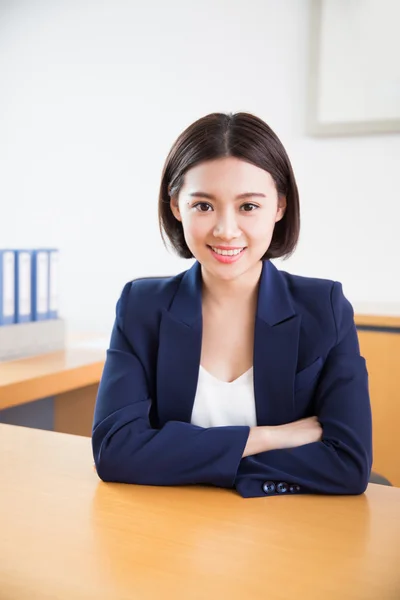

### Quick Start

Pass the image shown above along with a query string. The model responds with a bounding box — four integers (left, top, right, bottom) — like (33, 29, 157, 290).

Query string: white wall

(1, 0, 399, 335)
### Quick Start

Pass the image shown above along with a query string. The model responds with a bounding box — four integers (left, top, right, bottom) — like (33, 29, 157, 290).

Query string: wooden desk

(355, 314, 400, 329)
(0, 343, 106, 436)
(1, 424, 399, 600)
(354, 314, 400, 487)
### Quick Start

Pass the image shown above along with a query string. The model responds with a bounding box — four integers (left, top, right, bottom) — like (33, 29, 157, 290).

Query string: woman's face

(170, 157, 286, 282)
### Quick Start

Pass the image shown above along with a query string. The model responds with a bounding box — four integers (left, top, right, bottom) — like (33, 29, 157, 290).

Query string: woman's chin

(200, 257, 256, 281)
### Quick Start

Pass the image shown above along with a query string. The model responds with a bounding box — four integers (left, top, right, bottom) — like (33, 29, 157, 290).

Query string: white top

(190, 365, 257, 428)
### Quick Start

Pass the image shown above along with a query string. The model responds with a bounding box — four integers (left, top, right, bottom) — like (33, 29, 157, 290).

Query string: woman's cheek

(190, 218, 208, 241)
(180, 218, 203, 251)
(253, 214, 277, 237)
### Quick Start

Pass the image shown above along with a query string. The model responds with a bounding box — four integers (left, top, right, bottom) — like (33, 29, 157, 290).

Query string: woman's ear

(170, 196, 182, 222)
(275, 195, 287, 223)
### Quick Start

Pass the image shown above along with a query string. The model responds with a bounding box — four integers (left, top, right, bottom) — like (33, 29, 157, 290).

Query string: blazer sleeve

(234, 282, 373, 498)
(92, 283, 250, 488)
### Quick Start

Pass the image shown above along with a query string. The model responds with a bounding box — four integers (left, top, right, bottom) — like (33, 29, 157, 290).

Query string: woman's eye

(193, 202, 258, 212)
(241, 203, 258, 212)
(194, 202, 213, 212)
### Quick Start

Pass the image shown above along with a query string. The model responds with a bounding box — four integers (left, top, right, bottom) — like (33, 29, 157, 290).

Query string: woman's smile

(207, 245, 247, 264)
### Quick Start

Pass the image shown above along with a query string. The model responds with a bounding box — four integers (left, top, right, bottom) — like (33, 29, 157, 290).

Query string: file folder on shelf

(15, 249, 33, 323)
(48, 249, 59, 319)
(32, 250, 50, 320)
(0, 249, 16, 326)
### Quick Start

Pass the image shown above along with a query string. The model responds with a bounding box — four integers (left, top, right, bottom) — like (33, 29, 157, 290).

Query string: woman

(92, 112, 372, 498)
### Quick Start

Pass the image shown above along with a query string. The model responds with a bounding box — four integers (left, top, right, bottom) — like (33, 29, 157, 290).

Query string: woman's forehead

(182, 158, 276, 192)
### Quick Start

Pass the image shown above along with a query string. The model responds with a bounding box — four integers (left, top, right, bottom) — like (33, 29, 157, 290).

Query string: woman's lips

(207, 246, 247, 264)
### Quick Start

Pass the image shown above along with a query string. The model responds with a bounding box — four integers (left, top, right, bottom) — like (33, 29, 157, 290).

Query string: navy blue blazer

(92, 260, 372, 498)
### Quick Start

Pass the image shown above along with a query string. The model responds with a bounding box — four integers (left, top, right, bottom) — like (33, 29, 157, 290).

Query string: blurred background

(0, 0, 399, 486)
(1, 0, 399, 334)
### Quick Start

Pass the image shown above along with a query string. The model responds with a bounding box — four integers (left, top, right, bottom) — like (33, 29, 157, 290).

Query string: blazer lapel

(156, 260, 301, 428)
(157, 262, 203, 426)
(254, 261, 301, 425)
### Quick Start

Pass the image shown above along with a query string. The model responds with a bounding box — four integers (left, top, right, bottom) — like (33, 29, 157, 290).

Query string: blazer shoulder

(280, 269, 336, 305)
(279, 270, 354, 342)
(116, 270, 187, 330)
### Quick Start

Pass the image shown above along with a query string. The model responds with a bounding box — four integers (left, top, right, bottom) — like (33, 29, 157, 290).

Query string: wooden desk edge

(355, 314, 400, 329)
(0, 361, 104, 410)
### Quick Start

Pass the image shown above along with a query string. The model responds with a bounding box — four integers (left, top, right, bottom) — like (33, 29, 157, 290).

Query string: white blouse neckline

(199, 365, 254, 385)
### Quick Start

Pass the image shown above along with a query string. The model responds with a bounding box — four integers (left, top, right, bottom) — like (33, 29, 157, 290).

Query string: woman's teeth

(211, 247, 244, 256)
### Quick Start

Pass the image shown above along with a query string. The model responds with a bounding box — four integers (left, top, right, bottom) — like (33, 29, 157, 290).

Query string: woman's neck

(201, 261, 263, 308)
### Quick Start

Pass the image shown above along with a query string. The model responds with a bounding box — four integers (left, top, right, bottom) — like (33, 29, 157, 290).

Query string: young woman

(92, 112, 372, 498)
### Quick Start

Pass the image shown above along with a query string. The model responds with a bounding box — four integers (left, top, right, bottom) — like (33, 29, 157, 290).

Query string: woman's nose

(213, 211, 241, 240)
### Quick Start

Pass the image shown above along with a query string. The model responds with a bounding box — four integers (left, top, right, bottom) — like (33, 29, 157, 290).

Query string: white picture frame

(307, 0, 400, 136)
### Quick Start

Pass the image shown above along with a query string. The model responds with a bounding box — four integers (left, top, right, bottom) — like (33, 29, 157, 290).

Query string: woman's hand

(266, 416, 323, 451)
(242, 416, 322, 457)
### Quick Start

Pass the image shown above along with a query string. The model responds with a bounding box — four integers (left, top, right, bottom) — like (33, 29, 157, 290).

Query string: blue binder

(31, 249, 50, 320)
(0, 249, 16, 325)
(48, 248, 60, 320)
(15, 249, 33, 323)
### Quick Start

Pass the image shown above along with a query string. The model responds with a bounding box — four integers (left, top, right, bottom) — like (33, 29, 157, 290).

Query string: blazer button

(262, 481, 276, 494)
(289, 485, 301, 493)
(276, 482, 289, 494)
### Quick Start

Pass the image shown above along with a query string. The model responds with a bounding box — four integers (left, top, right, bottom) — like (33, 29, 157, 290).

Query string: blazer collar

(156, 260, 301, 427)
(168, 260, 296, 327)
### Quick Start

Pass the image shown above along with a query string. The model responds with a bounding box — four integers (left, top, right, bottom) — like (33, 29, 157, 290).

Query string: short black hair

(158, 112, 300, 260)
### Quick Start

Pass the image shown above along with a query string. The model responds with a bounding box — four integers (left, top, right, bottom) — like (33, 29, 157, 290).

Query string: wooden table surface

(0, 342, 106, 411)
(354, 314, 400, 329)
(1, 424, 399, 600)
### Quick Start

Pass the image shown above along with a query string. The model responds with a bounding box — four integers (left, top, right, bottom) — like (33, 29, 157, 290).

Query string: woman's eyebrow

(188, 192, 267, 200)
